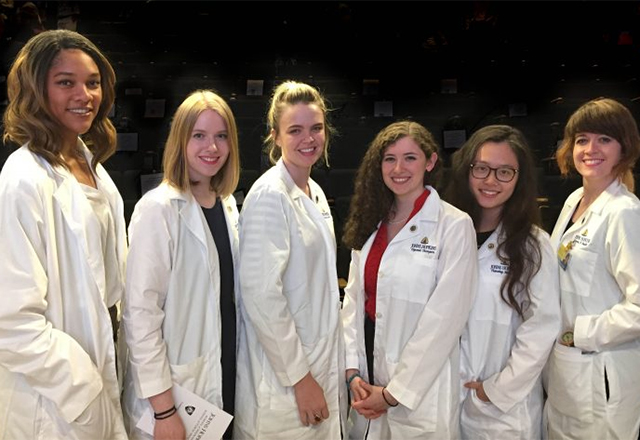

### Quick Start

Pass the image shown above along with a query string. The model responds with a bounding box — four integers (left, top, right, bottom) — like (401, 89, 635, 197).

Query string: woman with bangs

(121, 90, 241, 440)
(447, 125, 560, 439)
(544, 98, 640, 440)
(0, 29, 127, 439)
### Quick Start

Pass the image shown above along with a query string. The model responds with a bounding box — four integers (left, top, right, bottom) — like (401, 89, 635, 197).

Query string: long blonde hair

(162, 90, 240, 197)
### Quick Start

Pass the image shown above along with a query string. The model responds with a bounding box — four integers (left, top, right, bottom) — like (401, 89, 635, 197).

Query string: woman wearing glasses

(447, 125, 560, 439)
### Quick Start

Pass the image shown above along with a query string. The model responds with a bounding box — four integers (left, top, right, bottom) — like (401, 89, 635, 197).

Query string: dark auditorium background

(1, 0, 640, 280)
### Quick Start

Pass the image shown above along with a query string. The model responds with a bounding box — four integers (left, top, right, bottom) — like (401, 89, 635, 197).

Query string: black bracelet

(154, 405, 177, 420)
(382, 387, 398, 407)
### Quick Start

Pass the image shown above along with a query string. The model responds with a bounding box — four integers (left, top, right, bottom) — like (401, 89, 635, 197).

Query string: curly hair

(342, 120, 442, 250)
(446, 124, 541, 318)
(3, 29, 116, 170)
(263, 80, 334, 166)
(556, 97, 640, 192)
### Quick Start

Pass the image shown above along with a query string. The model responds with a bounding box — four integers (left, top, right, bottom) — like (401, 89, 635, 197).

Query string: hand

(293, 372, 329, 426)
(346, 369, 369, 403)
(464, 381, 490, 402)
(154, 412, 186, 440)
(351, 382, 390, 419)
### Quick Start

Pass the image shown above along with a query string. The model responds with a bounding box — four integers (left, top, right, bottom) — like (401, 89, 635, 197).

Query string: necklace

(386, 211, 409, 225)
(387, 217, 408, 225)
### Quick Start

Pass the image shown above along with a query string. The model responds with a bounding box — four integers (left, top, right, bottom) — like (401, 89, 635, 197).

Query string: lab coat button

(488, 243, 495, 249)
(376, 312, 382, 319)
(410, 225, 417, 232)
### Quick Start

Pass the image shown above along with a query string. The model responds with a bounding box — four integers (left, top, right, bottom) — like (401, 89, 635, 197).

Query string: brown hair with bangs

(556, 97, 640, 192)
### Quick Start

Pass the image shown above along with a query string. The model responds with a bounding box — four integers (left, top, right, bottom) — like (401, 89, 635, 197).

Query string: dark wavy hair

(3, 29, 117, 170)
(556, 97, 640, 192)
(446, 125, 541, 317)
(342, 120, 442, 250)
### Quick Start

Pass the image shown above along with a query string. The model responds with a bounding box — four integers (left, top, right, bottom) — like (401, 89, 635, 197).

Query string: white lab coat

(460, 224, 561, 440)
(0, 143, 127, 439)
(543, 180, 640, 440)
(342, 187, 478, 440)
(235, 159, 346, 440)
(120, 182, 239, 438)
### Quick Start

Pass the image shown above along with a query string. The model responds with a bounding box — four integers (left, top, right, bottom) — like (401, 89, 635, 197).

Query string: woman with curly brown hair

(341, 120, 477, 439)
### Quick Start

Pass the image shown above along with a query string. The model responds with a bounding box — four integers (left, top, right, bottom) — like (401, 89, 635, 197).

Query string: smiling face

(572, 132, 622, 186)
(381, 136, 436, 202)
(469, 141, 519, 221)
(186, 109, 230, 184)
(274, 102, 325, 181)
(46, 48, 102, 147)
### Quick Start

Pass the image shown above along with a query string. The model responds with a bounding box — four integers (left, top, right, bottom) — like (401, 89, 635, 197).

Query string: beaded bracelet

(154, 405, 177, 420)
(346, 372, 361, 387)
(382, 387, 398, 407)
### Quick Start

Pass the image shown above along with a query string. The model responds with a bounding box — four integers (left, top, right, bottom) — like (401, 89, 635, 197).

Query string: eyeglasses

(469, 163, 518, 182)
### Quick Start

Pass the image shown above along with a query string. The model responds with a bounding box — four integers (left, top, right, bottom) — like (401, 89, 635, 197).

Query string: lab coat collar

(162, 181, 237, 251)
(477, 223, 504, 260)
(562, 179, 622, 235)
(275, 158, 309, 201)
(394, 185, 441, 241)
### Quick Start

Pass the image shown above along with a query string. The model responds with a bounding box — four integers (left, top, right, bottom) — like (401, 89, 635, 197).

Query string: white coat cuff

(574, 315, 598, 352)
(345, 353, 359, 371)
(385, 381, 418, 410)
(482, 376, 515, 413)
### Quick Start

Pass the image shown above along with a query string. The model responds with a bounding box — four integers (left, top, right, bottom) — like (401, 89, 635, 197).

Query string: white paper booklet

(136, 383, 233, 440)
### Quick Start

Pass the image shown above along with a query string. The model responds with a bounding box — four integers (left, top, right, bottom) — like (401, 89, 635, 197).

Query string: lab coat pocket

(395, 256, 437, 304)
(563, 248, 597, 297)
(461, 390, 522, 437)
(169, 349, 221, 406)
(546, 342, 593, 421)
(471, 272, 512, 325)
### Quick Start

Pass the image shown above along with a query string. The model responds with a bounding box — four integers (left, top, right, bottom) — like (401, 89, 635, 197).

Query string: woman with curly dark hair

(341, 120, 477, 439)
(446, 125, 560, 439)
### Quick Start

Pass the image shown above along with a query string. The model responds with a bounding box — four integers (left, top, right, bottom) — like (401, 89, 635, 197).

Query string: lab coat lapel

(51, 163, 105, 296)
(177, 192, 208, 249)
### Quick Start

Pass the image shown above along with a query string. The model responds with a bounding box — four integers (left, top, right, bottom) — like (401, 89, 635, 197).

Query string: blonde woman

(121, 90, 240, 440)
(235, 81, 346, 439)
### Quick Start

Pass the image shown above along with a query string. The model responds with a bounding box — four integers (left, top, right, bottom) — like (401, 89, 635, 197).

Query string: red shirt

(363, 189, 430, 321)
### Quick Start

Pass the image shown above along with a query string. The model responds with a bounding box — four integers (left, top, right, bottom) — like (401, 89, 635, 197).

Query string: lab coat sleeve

(238, 187, 310, 387)
(483, 232, 561, 413)
(123, 195, 173, 399)
(386, 215, 478, 410)
(0, 177, 102, 423)
(341, 249, 363, 371)
(574, 207, 640, 352)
